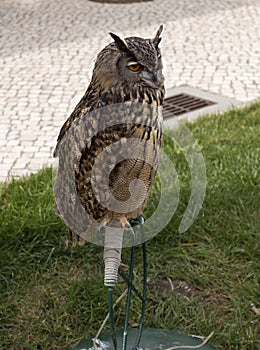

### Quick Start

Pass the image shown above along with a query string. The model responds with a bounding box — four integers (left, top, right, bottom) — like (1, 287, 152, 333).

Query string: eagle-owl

(54, 26, 165, 285)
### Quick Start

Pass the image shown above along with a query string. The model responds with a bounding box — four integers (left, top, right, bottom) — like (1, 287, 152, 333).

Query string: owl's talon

(128, 215, 145, 227)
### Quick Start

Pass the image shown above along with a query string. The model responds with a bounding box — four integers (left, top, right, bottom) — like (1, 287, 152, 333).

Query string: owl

(54, 26, 165, 285)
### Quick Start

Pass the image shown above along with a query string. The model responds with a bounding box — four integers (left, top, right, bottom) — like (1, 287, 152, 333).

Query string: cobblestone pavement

(0, 0, 259, 182)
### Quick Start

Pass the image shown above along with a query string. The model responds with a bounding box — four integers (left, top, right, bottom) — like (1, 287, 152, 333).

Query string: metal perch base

(71, 328, 216, 350)
(70, 219, 217, 350)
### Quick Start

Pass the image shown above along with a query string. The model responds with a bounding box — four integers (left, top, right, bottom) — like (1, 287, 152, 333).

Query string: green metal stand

(108, 218, 146, 350)
(70, 218, 217, 350)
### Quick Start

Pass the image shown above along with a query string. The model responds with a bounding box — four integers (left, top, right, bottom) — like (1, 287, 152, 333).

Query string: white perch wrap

(103, 226, 124, 287)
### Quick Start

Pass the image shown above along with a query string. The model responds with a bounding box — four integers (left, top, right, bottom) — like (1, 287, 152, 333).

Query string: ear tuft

(153, 24, 163, 48)
(109, 32, 129, 52)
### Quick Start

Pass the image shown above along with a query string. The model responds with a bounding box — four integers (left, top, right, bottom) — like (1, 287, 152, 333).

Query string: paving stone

(0, 169, 9, 180)
(11, 169, 30, 178)
(0, 0, 259, 182)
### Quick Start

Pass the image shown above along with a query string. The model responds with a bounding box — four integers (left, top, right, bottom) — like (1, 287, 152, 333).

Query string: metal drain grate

(89, 0, 152, 3)
(163, 93, 216, 120)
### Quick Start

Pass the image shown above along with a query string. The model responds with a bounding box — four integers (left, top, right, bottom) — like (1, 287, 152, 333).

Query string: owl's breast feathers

(54, 82, 164, 231)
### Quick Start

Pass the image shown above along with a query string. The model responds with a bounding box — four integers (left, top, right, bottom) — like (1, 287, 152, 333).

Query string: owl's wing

(53, 104, 91, 157)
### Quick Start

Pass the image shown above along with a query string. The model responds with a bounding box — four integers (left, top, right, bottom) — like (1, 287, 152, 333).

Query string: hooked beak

(142, 70, 158, 84)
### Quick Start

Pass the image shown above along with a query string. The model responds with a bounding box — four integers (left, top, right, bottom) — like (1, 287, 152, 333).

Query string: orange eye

(128, 62, 142, 72)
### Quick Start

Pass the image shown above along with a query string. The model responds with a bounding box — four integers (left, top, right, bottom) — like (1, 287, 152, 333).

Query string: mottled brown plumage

(54, 26, 165, 248)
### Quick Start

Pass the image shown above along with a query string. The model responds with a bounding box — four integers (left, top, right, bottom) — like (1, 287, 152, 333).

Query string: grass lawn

(0, 102, 259, 350)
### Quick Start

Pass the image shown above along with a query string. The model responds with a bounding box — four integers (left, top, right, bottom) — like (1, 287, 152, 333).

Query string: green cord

(108, 287, 118, 350)
(133, 224, 147, 349)
(122, 230, 136, 350)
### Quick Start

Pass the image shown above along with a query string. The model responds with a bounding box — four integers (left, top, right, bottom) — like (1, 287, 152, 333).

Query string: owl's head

(92, 26, 164, 92)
